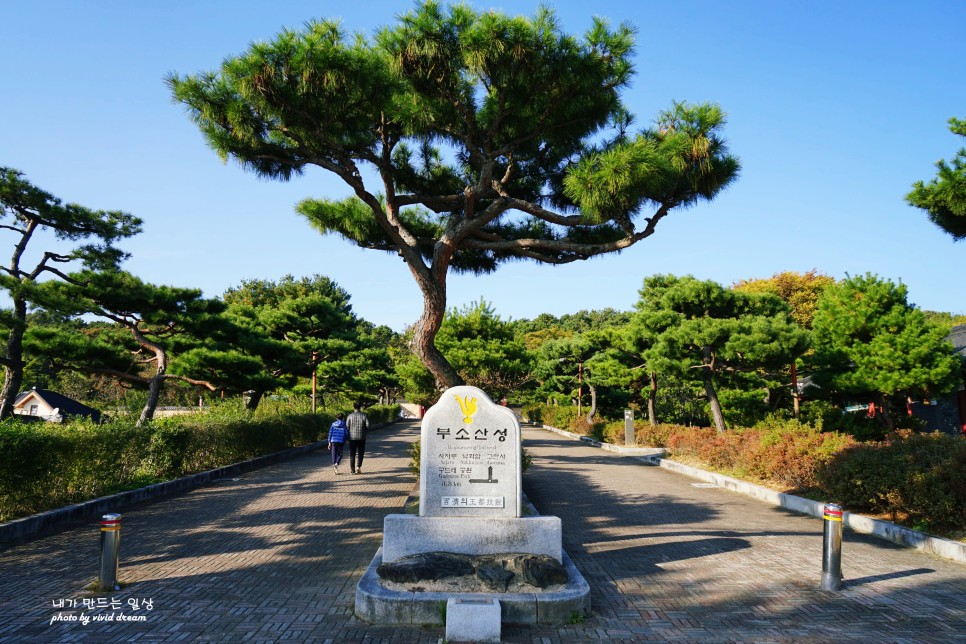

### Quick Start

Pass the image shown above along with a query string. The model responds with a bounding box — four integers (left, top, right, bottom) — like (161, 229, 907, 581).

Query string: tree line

(398, 272, 963, 438)
(2, 165, 962, 437)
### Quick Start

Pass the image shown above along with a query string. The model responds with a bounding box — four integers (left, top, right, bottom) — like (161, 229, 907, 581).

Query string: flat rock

(521, 555, 568, 588)
(376, 552, 474, 583)
(476, 564, 515, 591)
(376, 551, 570, 592)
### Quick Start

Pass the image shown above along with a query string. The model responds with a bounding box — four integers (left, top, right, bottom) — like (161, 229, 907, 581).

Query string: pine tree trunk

(0, 297, 28, 419)
(410, 277, 464, 390)
(244, 389, 264, 411)
(647, 372, 658, 426)
(875, 391, 895, 432)
(138, 375, 163, 427)
(702, 348, 727, 433)
(585, 384, 597, 424)
(135, 331, 168, 427)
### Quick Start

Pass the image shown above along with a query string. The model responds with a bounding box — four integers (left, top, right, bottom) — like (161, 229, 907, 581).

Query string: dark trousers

(330, 442, 344, 466)
(348, 439, 366, 470)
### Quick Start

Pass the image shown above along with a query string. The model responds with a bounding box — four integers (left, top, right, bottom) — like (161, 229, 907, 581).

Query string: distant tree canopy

(168, 1, 739, 391)
(732, 270, 836, 329)
(811, 273, 960, 431)
(396, 299, 532, 404)
(222, 275, 385, 410)
(630, 275, 810, 432)
(532, 328, 627, 422)
(31, 270, 241, 425)
(907, 116, 966, 240)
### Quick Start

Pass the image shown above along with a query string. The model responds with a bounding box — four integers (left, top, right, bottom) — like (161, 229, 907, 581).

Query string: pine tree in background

(811, 273, 961, 432)
(0, 168, 142, 418)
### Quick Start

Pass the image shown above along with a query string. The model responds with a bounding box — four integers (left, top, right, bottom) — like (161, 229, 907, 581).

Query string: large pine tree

(168, 2, 739, 391)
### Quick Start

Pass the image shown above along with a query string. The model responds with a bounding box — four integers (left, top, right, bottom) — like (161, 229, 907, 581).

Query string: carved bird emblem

(453, 395, 477, 424)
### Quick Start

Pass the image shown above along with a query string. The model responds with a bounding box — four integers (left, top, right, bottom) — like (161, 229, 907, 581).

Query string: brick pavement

(512, 427, 966, 643)
(0, 421, 963, 643)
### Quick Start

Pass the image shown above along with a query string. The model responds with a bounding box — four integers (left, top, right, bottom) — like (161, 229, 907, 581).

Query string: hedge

(0, 402, 400, 523)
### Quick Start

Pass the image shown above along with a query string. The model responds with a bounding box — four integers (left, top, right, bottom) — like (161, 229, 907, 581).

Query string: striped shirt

(346, 410, 369, 440)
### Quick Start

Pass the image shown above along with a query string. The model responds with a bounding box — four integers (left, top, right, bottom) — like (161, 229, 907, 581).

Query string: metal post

(624, 409, 635, 446)
(99, 513, 122, 591)
(821, 503, 843, 591)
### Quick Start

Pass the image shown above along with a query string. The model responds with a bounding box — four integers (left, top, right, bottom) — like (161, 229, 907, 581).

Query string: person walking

(327, 413, 348, 475)
(346, 402, 370, 474)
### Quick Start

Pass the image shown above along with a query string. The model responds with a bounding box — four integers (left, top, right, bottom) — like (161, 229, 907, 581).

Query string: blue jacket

(328, 420, 348, 444)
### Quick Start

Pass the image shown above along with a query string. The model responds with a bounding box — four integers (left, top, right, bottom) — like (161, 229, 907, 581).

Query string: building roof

(948, 324, 966, 359)
(14, 388, 101, 421)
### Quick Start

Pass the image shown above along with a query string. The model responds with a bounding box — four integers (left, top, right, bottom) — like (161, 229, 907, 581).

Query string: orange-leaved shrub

(599, 420, 684, 447)
(629, 418, 855, 493)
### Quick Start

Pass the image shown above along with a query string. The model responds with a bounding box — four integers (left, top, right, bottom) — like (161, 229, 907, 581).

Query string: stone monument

(355, 385, 590, 626)
(420, 385, 521, 517)
(382, 385, 559, 561)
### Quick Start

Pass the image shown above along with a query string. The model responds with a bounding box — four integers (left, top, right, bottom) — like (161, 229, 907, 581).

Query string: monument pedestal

(381, 514, 562, 562)
(354, 386, 590, 626)
(355, 545, 591, 626)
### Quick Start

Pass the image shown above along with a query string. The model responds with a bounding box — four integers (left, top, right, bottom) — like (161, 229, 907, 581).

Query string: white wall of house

(13, 393, 59, 421)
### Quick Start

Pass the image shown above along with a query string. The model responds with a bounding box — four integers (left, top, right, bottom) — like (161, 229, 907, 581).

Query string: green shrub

(0, 408, 331, 523)
(521, 403, 543, 423)
(543, 405, 579, 432)
(363, 404, 401, 425)
(408, 439, 421, 477)
(718, 389, 770, 428)
(0, 422, 65, 519)
(816, 430, 966, 532)
(0, 400, 406, 522)
(144, 423, 194, 479)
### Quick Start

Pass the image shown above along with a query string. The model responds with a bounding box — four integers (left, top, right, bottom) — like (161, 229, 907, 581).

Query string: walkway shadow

(845, 567, 935, 587)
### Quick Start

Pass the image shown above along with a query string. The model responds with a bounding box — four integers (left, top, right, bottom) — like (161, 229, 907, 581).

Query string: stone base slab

(355, 547, 590, 626)
(382, 514, 562, 563)
(446, 598, 501, 642)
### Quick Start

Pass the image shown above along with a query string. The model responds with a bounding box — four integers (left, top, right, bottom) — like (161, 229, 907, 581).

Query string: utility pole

(578, 361, 583, 420)
(311, 351, 319, 414)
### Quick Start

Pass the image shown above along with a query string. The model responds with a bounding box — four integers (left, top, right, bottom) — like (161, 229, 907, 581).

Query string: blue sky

(3, 1, 964, 331)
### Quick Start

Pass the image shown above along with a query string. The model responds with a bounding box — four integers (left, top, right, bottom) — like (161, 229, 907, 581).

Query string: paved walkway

(0, 421, 963, 642)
